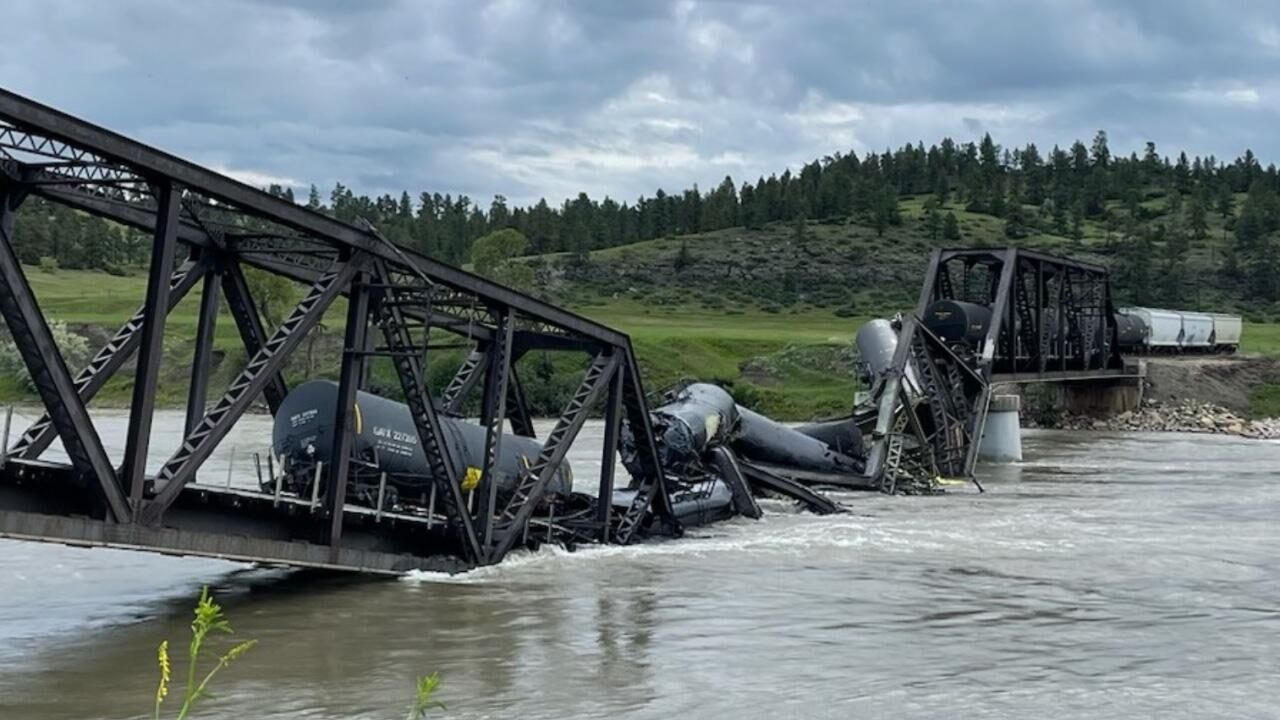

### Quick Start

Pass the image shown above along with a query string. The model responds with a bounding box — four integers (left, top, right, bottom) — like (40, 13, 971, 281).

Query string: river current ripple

(0, 409, 1277, 719)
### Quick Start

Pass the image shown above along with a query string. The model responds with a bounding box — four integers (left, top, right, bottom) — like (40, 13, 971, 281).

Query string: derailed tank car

(271, 378, 852, 543)
(855, 318, 922, 397)
(272, 380, 572, 507)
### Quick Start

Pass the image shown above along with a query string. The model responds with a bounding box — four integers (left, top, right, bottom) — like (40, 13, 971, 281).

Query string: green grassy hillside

(530, 193, 1258, 320)
(3, 193, 1278, 420)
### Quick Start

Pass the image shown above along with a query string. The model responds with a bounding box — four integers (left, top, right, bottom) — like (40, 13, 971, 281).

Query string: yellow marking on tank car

(463, 466, 482, 492)
(353, 403, 363, 435)
(705, 414, 720, 440)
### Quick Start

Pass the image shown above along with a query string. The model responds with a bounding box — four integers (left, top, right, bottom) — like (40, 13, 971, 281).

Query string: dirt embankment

(1142, 356, 1280, 414)
(1033, 355, 1280, 439)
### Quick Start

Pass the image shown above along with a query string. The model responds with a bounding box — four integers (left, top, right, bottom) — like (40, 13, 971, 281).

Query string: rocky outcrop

(1030, 399, 1280, 440)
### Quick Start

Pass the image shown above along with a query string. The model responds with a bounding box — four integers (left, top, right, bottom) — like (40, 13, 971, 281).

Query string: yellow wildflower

(155, 640, 171, 717)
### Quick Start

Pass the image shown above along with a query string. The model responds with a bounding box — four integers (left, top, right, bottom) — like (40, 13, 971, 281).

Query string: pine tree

(943, 212, 961, 241)
(1070, 200, 1085, 244)
(1166, 189, 1183, 220)
(488, 194, 511, 229)
(1051, 194, 1069, 236)
(1119, 229, 1155, 305)
(740, 182, 762, 230)
(1160, 224, 1190, 303)
(922, 199, 942, 240)
(674, 238, 693, 274)
(1022, 143, 1045, 205)
(1003, 193, 1029, 239)
(1090, 130, 1111, 169)
(979, 133, 1000, 178)
(870, 185, 899, 237)
(1250, 236, 1280, 300)
(931, 172, 950, 206)
(1187, 188, 1209, 240)
(1216, 183, 1235, 218)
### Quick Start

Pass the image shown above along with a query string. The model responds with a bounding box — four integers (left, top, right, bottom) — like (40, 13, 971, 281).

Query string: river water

(1, 409, 1278, 719)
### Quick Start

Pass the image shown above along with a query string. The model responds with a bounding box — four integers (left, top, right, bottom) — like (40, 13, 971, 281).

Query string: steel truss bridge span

(0, 88, 677, 573)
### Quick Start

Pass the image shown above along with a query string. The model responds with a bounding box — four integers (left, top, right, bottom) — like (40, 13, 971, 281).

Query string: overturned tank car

(622, 382, 873, 519)
(270, 378, 869, 554)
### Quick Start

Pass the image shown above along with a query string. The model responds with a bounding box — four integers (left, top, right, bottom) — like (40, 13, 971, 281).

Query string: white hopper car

(1116, 307, 1241, 354)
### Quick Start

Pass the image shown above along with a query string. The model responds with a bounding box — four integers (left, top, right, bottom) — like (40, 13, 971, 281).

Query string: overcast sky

(4, 0, 1279, 206)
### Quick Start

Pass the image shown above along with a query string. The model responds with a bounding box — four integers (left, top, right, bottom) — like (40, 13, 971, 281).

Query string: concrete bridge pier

(979, 394, 1023, 463)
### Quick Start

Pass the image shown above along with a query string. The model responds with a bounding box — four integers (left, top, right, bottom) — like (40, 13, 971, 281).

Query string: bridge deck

(0, 457, 467, 574)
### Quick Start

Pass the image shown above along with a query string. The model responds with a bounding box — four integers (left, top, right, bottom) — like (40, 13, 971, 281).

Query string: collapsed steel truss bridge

(0, 88, 676, 573)
(864, 247, 1128, 491)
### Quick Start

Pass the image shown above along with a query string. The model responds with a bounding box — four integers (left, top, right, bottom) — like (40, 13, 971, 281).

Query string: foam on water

(401, 501, 1083, 587)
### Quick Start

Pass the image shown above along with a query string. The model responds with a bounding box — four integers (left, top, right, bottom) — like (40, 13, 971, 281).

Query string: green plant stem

(177, 642, 257, 720)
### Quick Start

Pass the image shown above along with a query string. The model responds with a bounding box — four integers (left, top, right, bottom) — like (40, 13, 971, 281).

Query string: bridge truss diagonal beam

(489, 352, 621, 562)
(477, 309, 514, 552)
(144, 256, 363, 524)
(0, 187, 130, 522)
(613, 349, 674, 543)
(10, 257, 207, 459)
(372, 261, 485, 565)
(220, 259, 290, 415)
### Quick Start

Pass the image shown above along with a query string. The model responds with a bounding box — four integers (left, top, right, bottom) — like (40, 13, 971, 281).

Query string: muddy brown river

(1, 409, 1278, 718)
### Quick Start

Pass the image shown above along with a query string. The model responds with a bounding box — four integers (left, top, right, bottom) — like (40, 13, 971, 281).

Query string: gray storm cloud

(3, 0, 1278, 205)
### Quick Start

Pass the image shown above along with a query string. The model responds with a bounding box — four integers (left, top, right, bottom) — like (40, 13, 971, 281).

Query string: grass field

(5, 234, 1280, 420)
(1248, 383, 1280, 419)
(5, 267, 280, 407)
(574, 297, 865, 417)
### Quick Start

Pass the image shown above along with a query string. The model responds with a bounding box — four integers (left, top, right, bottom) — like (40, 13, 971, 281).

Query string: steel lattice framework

(0, 88, 676, 573)
(864, 247, 1127, 492)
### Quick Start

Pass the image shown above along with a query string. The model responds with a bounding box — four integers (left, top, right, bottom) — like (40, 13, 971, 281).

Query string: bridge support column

(979, 394, 1022, 463)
